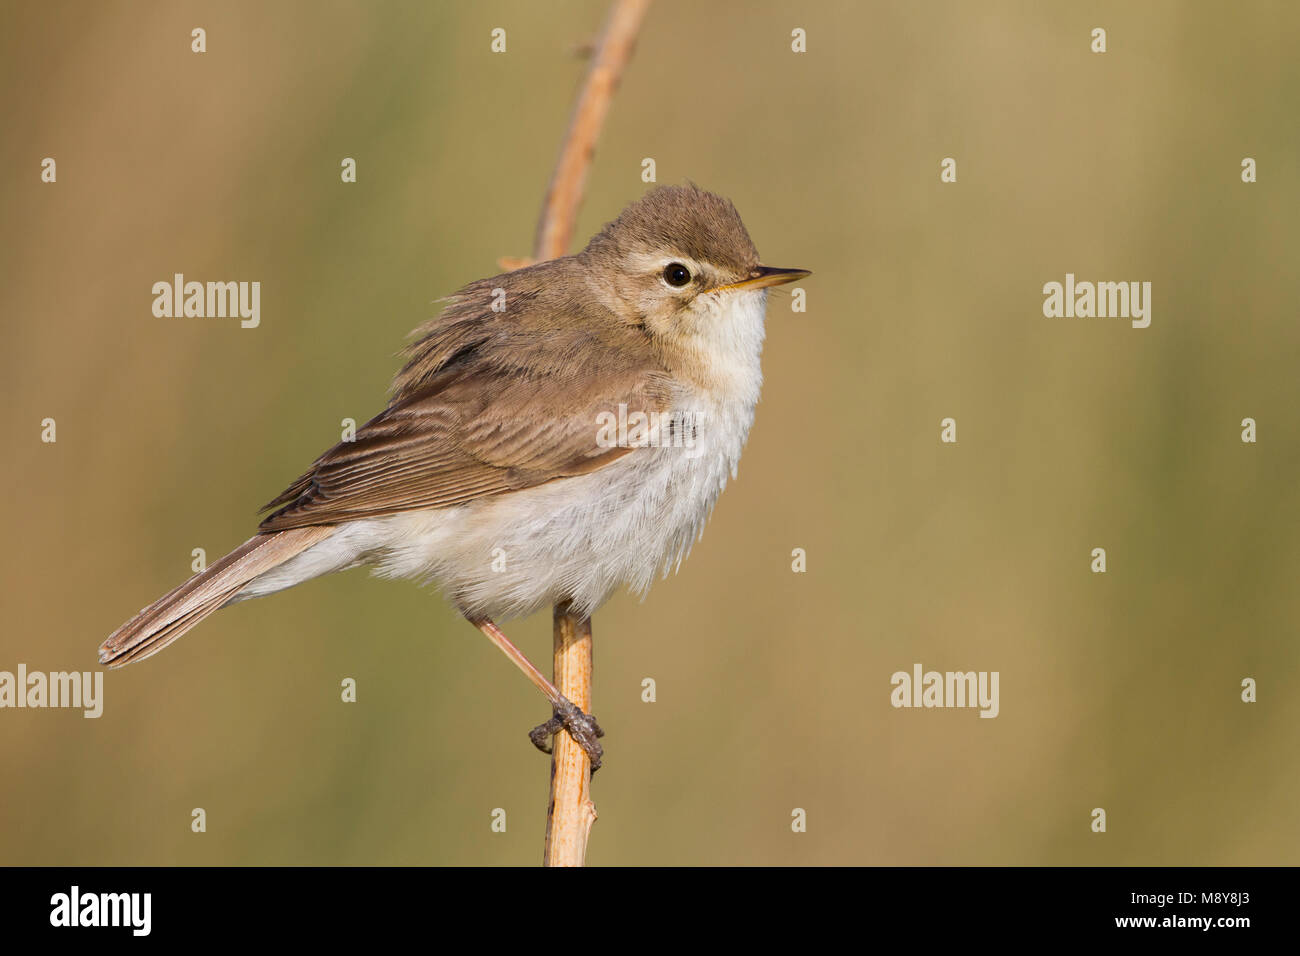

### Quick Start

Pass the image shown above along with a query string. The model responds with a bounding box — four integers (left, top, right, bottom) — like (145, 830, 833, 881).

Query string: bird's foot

(529, 697, 605, 771)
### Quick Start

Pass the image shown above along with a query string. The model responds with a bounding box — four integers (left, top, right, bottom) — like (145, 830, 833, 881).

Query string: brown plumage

(98, 527, 334, 666)
(260, 184, 751, 530)
(260, 254, 675, 531)
(98, 183, 805, 677)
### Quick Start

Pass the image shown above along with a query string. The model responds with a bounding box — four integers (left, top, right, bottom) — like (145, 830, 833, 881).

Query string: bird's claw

(529, 697, 605, 771)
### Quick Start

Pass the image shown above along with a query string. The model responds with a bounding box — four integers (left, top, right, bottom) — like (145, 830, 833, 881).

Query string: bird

(98, 183, 810, 768)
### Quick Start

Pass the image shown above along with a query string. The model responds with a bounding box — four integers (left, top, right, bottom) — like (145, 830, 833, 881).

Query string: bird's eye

(663, 263, 692, 287)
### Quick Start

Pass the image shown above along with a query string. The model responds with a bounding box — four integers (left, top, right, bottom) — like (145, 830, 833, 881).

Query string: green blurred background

(2, 0, 1297, 865)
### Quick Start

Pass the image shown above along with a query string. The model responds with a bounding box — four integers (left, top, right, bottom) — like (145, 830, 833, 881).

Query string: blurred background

(2, 0, 1297, 865)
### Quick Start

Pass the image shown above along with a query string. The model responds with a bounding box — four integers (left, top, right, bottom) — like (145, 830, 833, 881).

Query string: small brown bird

(99, 184, 809, 767)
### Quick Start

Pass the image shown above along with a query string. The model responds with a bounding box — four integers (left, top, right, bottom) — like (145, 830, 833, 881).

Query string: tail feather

(98, 526, 335, 668)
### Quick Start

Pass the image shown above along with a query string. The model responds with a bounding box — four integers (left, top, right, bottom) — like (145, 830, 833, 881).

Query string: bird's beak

(713, 265, 811, 293)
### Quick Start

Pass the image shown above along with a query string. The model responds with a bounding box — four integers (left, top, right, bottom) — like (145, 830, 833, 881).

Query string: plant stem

(531, 0, 652, 867)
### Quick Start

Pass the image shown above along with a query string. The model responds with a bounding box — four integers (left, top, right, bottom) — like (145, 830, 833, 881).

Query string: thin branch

(542, 607, 598, 867)
(533, 0, 652, 262)
(530, 0, 652, 867)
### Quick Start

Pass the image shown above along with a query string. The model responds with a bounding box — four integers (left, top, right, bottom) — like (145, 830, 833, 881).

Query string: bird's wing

(258, 340, 673, 531)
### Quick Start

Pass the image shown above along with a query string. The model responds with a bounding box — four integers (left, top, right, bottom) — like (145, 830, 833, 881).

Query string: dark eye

(663, 263, 691, 287)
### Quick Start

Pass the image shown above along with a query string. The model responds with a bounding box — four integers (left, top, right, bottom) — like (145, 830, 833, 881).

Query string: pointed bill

(713, 265, 811, 293)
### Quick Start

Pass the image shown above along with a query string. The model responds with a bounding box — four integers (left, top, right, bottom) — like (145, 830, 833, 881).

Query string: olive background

(2, 0, 1297, 865)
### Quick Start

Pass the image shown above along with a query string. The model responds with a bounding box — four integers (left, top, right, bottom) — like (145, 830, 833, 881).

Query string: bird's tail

(98, 526, 336, 668)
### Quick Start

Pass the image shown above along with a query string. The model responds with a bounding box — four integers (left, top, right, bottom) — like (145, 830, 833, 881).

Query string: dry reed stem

(531, 0, 652, 867)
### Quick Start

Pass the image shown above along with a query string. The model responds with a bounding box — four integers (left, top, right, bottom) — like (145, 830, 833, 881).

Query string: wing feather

(260, 260, 671, 531)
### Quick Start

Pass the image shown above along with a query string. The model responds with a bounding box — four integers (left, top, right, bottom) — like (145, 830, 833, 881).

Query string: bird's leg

(468, 617, 605, 769)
